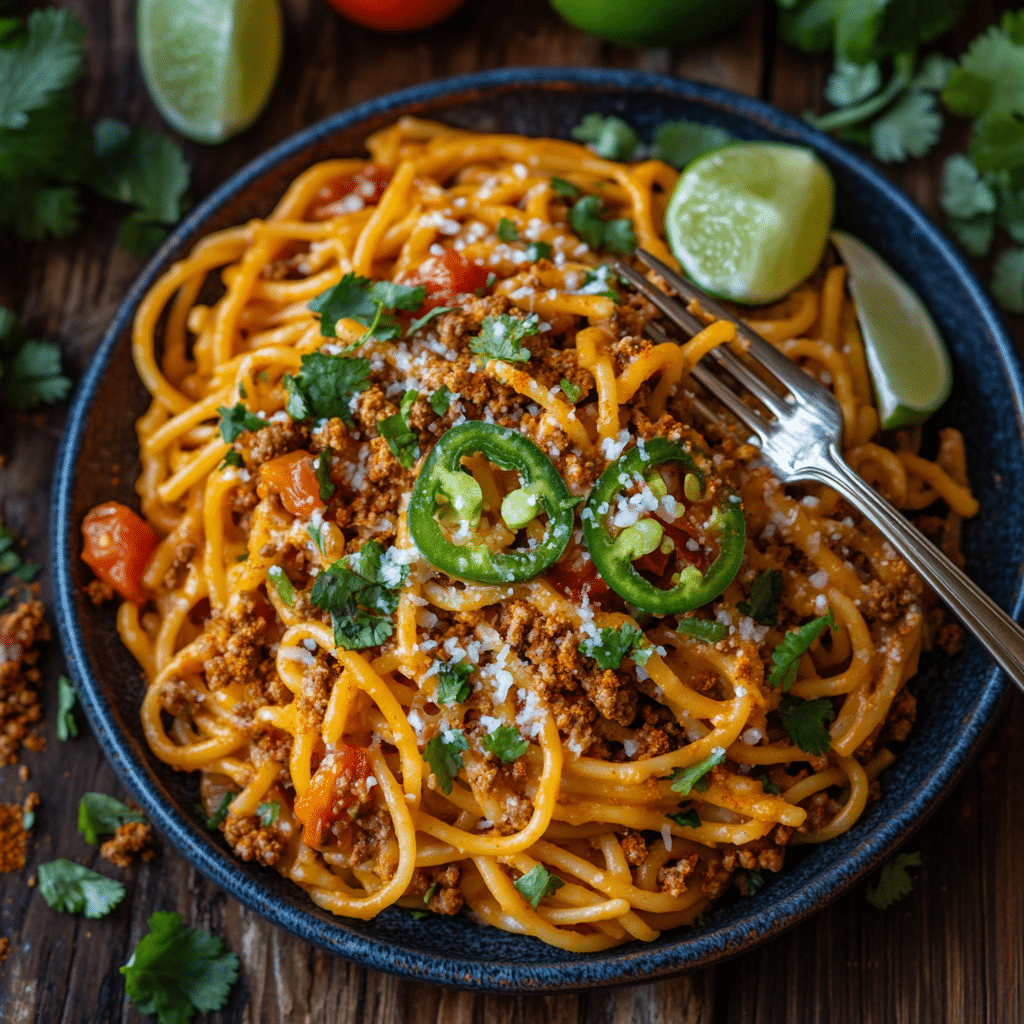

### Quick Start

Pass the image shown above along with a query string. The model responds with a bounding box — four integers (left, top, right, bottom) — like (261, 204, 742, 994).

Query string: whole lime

(550, 0, 755, 48)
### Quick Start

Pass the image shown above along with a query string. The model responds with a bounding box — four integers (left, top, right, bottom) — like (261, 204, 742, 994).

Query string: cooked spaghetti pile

(108, 118, 976, 949)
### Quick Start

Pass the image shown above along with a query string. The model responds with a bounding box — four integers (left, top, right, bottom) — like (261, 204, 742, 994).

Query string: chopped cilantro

(11, 561, 39, 582)
(468, 313, 539, 364)
(310, 540, 409, 651)
(266, 565, 295, 608)
(525, 240, 553, 262)
(768, 611, 837, 690)
(217, 403, 264, 444)
(737, 569, 783, 626)
(778, 693, 836, 757)
(747, 869, 767, 894)
(759, 774, 781, 795)
(283, 351, 371, 427)
(423, 882, 439, 904)
(513, 863, 564, 908)
(315, 449, 335, 501)
(578, 624, 651, 670)
(121, 911, 239, 1024)
(435, 661, 473, 705)
(666, 809, 701, 829)
(256, 801, 280, 827)
(602, 217, 638, 255)
(481, 725, 529, 763)
(411, 908, 431, 920)
(0, 310, 71, 411)
(651, 119, 734, 168)
(559, 378, 583, 402)
(408, 305, 459, 336)
(866, 851, 922, 910)
(220, 450, 244, 470)
(199, 792, 233, 830)
(670, 748, 726, 797)
(423, 730, 468, 795)
(569, 195, 637, 254)
(57, 674, 78, 741)
(377, 389, 419, 469)
(550, 176, 580, 200)
(429, 384, 456, 415)
(77, 792, 144, 845)
(571, 113, 639, 161)
(676, 618, 727, 644)
(578, 264, 621, 301)
(38, 859, 125, 919)
(308, 273, 423, 341)
(306, 522, 324, 554)
(497, 217, 519, 242)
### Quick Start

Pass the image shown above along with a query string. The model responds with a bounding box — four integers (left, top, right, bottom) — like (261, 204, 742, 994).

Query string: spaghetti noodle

(86, 118, 975, 949)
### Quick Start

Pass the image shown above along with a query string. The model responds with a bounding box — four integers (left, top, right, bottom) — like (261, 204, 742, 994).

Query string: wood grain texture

(1, 0, 1023, 1020)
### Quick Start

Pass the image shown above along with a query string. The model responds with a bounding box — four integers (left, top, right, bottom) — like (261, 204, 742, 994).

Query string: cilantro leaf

(429, 384, 456, 415)
(257, 801, 280, 827)
(308, 273, 375, 336)
(676, 618, 727, 644)
(377, 389, 419, 468)
(121, 911, 239, 1023)
(408, 305, 459, 336)
(481, 724, 528, 763)
(266, 565, 295, 607)
(569, 194, 607, 249)
(118, 214, 169, 259)
(747, 868, 766, 894)
(217, 403, 264, 443)
(200, 792, 233, 830)
(282, 352, 371, 426)
(423, 730, 468, 795)
(941, 153, 997, 218)
(948, 213, 995, 256)
(57, 674, 78, 740)
(526, 240, 553, 262)
(578, 264, 621, 301)
(315, 449, 335, 501)
(778, 693, 836, 756)
(78, 792, 144, 845)
(666, 809, 701, 829)
(550, 176, 580, 199)
(866, 851, 922, 910)
(737, 569, 783, 626)
(768, 611, 837, 690)
(220, 449, 244, 470)
(38, 859, 125, 919)
(652, 119, 733, 168)
(571, 114, 639, 161)
(306, 522, 323, 554)
(367, 280, 426, 312)
(871, 90, 943, 163)
(435, 661, 473, 705)
(970, 113, 1024, 172)
(578, 624, 650, 670)
(603, 217, 638, 255)
(670, 748, 726, 797)
(497, 217, 519, 242)
(0, 337, 71, 410)
(825, 60, 882, 107)
(759, 774, 781, 795)
(912, 53, 954, 92)
(513, 863, 564, 908)
(942, 23, 1024, 122)
(559, 379, 583, 403)
(991, 245, 1024, 312)
(469, 313, 539, 364)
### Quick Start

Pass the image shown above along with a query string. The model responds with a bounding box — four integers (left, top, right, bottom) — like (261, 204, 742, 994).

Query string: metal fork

(611, 248, 1024, 696)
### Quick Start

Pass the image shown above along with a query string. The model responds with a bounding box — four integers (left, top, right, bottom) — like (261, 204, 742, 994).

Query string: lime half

(831, 230, 952, 430)
(137, 0, 283, 145)
(665, 142, 835, 305)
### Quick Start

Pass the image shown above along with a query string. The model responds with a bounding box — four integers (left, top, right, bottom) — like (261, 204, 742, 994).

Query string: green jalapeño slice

(581, 437, 745, 614)
(407, 422, 577, 584)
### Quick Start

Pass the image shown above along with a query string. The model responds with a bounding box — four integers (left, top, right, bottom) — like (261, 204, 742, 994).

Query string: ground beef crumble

(223, 812, 286, 867)
(101, 821, 156, 867)
(0, 601, 47, 765)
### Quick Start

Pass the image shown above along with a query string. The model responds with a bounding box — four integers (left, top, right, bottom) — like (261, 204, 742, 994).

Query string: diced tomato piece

(308, 166, 391, 220)
(294, 744, 372, 847)
(399, 249, 490, 310)
(548, 549, 610, 603)
(260, 450, 325, 518)
(81, 502, 158, 605)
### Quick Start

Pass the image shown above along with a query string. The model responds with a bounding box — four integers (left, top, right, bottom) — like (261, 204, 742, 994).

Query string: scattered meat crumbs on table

(0, 803, 26, 873)
(101, 821, 155, 867)
(0, 600, 48, 764)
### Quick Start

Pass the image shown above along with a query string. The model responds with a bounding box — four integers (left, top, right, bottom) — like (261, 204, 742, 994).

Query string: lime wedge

(831, 230, 952, 430)
(137, 0, 282, 145)
(665, 142, 834, 305)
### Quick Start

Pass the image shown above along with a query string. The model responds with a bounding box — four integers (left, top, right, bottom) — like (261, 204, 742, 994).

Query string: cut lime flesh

(831, 230, 952, 430)
(137, 0, 282, 145)
(665, 142, 835, 305)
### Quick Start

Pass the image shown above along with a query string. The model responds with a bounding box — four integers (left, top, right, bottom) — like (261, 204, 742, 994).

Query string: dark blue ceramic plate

(51, 68, 1024, 992)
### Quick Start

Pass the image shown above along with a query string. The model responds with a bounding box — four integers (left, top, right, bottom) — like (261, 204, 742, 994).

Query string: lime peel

(831, 230, 952, 430)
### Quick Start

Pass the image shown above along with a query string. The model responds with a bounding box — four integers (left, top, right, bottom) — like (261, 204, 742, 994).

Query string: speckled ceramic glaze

(51, 68, 1024, 992)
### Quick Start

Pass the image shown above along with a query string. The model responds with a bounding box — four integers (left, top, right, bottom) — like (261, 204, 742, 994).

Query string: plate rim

(50, 65, 1024, 992)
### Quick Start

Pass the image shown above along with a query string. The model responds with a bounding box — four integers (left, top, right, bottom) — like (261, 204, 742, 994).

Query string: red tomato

(260, 450, 325, 518)
(548, 549, 610, 603)
(294, 744, 372, 847)
(399, 249, 490, 310)
(308, 165, 391, 221)
(81, 502, 158, 605)
(324, 0, 467, 32)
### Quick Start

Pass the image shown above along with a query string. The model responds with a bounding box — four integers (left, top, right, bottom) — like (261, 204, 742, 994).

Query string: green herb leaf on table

(78, 792, 144, 845)
(38, 859, 125, 918)
(422, 730, 468, 795)
(283, 352, 371, 427)
(377, 389, 419, 469)
(469, 313, 539, 364)
(670, 748, 726, 797)
(429, 384, 456, 415)
(825, 60, 882, 107)
(778, 693, 836, 756)
(666, 808, 701, 829)
(870, 90, 943, 163)
(435, 661, 473, 705)
(481, 725, 528, 764)
(0, 310, 71, 411)
(121, 911, 239, 1024)
(941, 153, 997, 219)
(676, 618, 727, 644)
(257, 801, 280, 827)
(866, 851, 922, 909)
(513, 864, 564, 908)
(991, 246, 1024, 312)
(768, 611, 837, 690)
(571, 113, 639, 161)
(578, 624, 651, 670)
(57, 674, 79, 739)
(217, 403, 264, 444)
(737, 569, 783, 626)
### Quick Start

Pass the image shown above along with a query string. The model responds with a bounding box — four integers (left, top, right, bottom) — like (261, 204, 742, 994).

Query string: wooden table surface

(3, 1, 1024, 1020)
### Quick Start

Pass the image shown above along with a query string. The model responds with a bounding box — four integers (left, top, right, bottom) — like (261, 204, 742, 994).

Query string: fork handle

(810, 446, 1024, 696)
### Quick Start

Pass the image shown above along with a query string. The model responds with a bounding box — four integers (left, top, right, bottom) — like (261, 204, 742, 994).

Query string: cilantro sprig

(78, 792, 144, 845)
(866, 851, 922, 910)
(217, 403, 264, 444)
(513, 864, 564, 908)
(283, 351, 371, 428)
(423, 730, 468, 795)
(778, 693, 836, 757)
(435, 661, 473, 705)
(56, 674, 79, 740)
(0, 307, 70, 411)
(669, 748, 726, 797)
(429, 384, 456, 415)
(481, 725, 528, 763)
(768, 611, 836, 690)
(578, 624, 651, 670)
(309, 272, 425, 341)
(569, 194, 637, 255)
(310, 540, 409, 650)
(377, 389, 419, 469)
(121, 911, 239, 1024)
(38, 859, 125, 919)
(469, 313, 540, 364)
(0, 518, 42, 608)
(666, 809, 701, 829)
(737, 569, 783, 626)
